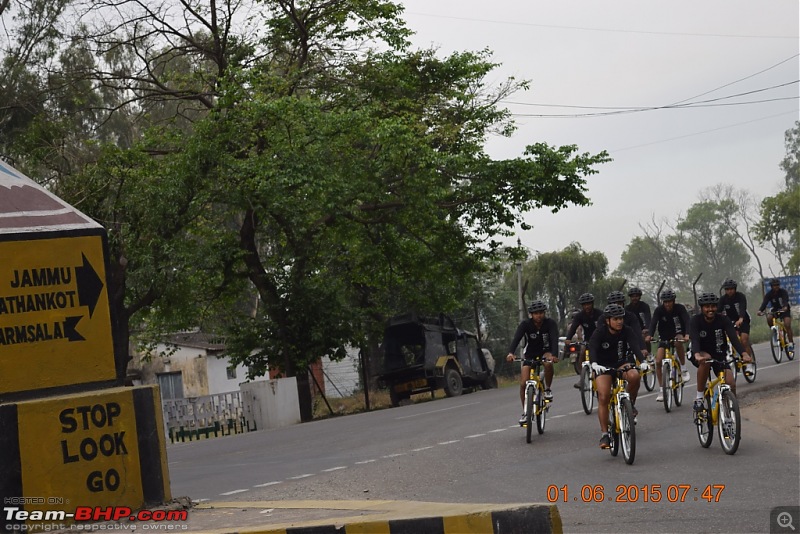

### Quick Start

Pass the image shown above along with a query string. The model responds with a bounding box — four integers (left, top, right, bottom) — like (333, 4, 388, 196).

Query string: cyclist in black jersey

(566, 293, 603, 389)
(588, 304, 641, 449)
(506, 300, 560, 424)
(719, 278, 754, 364)
(626, 287, 652, 339)
(689, 292, 748, 412)
(756, 278, 794, 353)
(596, 291, 648, 363)
(646, 289, 691, 402)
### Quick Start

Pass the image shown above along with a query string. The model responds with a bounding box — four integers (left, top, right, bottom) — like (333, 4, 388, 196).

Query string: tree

(756, 121, 800, 274)
(524, 243, 609, 328)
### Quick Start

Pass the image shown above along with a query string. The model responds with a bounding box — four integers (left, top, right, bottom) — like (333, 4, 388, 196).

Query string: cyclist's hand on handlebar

(756, 311, 764, 316)
(591, 362, 608, 374)
(506, 353, 516, 362)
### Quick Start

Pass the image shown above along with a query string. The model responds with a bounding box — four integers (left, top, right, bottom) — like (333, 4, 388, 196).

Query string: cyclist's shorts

(522, 358, 545, 368)
(771, 308, 791, 319)
(737, 321, 751, 334)
(689, 354, 730, 373)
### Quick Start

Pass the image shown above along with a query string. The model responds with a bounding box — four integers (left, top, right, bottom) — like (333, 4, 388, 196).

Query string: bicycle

(594, 363, 636, 465)
(766, 310, 794, 363)
(571, 343, 597, 415)
(694, 364, 741, 455)
(660, 339, 686, 413)
(728, 327, 757, 384)
(638, 351, 656, 392)
(516, 359, 551, 443)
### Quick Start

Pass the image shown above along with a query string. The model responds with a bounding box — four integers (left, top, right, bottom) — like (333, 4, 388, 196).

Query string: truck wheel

(389, 389, 409, 407)
(443, 368, 463, 397)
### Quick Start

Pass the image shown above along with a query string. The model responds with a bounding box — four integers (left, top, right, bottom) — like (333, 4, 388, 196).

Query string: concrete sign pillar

(0, 160, 170, 529)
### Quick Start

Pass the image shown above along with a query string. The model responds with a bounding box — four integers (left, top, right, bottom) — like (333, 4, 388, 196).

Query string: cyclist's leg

(655, 346, 666, 386)
(519, 364, 531, 408)
(543, 360, 554, 390)
(624, 367, 640, 406)
(595, 374, 612, 433)
(695, 353, 711, 400)
(724, 367, 736, 396)
(784, 315, 794, 343)
(677, 340, 687, 366)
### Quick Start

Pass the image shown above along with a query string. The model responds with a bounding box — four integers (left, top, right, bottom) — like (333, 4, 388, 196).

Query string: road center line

(395, 402, 481, 419)
(253, 481, 282, 487)
(411, 446, 434, 451)
(355, 459, 376, 464)
(288, 474, 314, 479)
(219, 489, 249, 496)
(322, 466, 347, 472)
(438, 440, 460, 445)
(465, 434, 486, 438)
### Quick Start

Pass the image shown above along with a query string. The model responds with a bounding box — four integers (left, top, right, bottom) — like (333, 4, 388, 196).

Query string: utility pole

(516, 261, 524, 322)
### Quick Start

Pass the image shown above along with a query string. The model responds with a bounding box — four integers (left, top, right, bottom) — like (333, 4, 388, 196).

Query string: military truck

(377, 313, 496, 407)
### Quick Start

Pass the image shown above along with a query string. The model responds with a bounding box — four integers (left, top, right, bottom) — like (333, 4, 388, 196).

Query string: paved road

(166, 342, 799, 533)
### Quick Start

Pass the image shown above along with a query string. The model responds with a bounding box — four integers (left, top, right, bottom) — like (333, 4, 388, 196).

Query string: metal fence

(161, 391, 255, 443)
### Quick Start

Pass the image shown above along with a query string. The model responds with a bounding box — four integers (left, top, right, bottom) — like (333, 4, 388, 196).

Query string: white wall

(240, 377, 301, 430)
(322, 346, 360, 398)
(206, 354, 267, 395)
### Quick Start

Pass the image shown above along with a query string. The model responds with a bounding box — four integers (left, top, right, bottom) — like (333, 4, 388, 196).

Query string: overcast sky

(399, 0, 799, 281)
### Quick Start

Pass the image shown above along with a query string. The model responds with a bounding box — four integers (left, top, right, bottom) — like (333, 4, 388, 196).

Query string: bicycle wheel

(643, 365, 656, 392)
(536, 386, 547, 435)
(525, 384, 534, 443)
(580, 365, 594, 415)
(718, 389, 741, 455)
(674, 367, 684, 407)
(662, 361, 673, 413)
(730, 358, 739, 384)
(743, 352, 757, 383)
(696, 394, 713, 448)
(784, 332, 795, 361)
(609, 403, 619, 457)
(620, 397, 636, 465)
(770, 327, 782, 363)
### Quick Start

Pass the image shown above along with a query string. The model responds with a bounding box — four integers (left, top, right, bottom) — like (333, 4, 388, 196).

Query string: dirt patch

(738, 378, 800, 442)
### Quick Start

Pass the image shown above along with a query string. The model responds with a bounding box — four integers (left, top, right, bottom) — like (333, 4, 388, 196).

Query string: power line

(608, 110, 799, 153)
(506, 81, 799, 118)
(404, 12, 799, 39)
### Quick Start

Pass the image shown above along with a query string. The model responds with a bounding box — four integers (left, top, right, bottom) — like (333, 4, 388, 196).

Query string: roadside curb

(187, 500, 562, 534)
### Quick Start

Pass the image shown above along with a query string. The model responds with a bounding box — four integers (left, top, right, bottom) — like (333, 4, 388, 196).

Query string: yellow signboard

(0, 234, 116, 394)
(16, 388, 144, 508)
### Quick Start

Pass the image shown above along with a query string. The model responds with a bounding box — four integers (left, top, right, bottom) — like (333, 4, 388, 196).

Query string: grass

(311, 358, 576, 420)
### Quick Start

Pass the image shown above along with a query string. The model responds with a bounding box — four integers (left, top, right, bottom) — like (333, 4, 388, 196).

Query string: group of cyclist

(506, 277, 794, 450)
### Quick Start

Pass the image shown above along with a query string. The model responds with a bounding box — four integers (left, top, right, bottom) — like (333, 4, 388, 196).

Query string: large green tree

(756, 121, 800, 274)
(3, 0, 610, 420)
(523, 243, 609, 328)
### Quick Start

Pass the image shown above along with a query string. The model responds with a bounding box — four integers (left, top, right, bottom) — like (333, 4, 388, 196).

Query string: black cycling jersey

(565, 308, 603, 340)
(649, 303, 691, 341)
(719, 291, 750, 323)
(596, 310, 645, 352)
(689, 313, 746, 361)
(508, 317, 560, 359)
(758, 288, 791, 314)
(626, 301, 652, 332)
(588, 324, 639, 369)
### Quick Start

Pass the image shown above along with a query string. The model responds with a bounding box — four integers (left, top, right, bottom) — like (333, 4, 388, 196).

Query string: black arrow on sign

(64, 316, 86, 342)
(75, 253, 104, 318)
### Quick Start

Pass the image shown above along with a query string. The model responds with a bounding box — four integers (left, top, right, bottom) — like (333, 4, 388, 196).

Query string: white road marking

(219, 489, 249, 496)
(395, 402, 481, 419)
(438, 440, 460, 445)
(411, 446, 434, 452)
(322, 466, 348, 472)
(288, 474, 314, 479)
(489, 428, 507, 433)
(382, 453, 406, 458)
(253, 481, 282, 487)
(259, 509, 274, 514)
(355, 459, 376, 464)
(465, 434, 486, 439)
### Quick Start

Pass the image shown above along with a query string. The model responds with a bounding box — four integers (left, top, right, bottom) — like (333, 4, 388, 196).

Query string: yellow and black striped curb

(189, 500, 562, 534)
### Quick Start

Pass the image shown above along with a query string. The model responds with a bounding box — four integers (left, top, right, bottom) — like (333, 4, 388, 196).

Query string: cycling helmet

(698, 292, 719, 305)
(607, 290, 625, 304)
(770, 278, 780, 286)
(527, 300, 547, 313)
(721, 278, 737, 290)
(627, 287, 643, 297)
(660, 289, 676, 302)
(603, 304, 626, 317)
(578, 293, 595, 304)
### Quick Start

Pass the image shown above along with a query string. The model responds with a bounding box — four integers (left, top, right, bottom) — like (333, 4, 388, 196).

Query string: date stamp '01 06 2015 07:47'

(546, 484, 726, 504)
